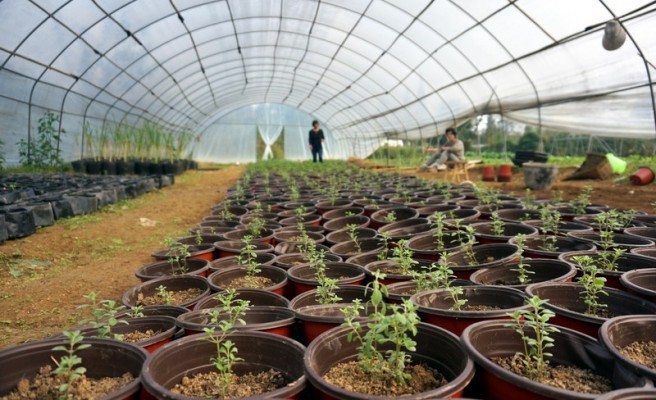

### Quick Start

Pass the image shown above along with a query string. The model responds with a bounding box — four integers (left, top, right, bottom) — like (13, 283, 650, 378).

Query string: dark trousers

(312, 147, 323, 163)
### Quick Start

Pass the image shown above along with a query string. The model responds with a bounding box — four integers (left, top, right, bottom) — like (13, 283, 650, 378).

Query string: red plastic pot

(304, 323, 475, 399)
(207, 265, 288, 296)
(194, 288, 290, 310)
(140, 331, 307, 399)
(559, 251, 655, 290)
(289, 286, 372, 345)
(177, 306, 296, 337)
(213, 240, 274, 259)
(411, 286, 529, 336)
(135, 258, 210, 282)
(0, 337, 147, 400)
(496, 164, 512, 182)
(287, 262, 365, 297)
(525, 282, 656, 337)
(630, 167, 655, 186)
(445, 243, 520, 280)
(461, 320, 649, 400)
(599, 315, 656, 382)
(482, 165, 495, 181)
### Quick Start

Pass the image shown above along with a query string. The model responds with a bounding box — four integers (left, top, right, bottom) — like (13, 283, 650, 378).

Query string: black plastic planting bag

(24, 202, 55, 227)
(52, 198, 75, 219)
(0, 208, 36, 239)
(0, 214, 8, 243)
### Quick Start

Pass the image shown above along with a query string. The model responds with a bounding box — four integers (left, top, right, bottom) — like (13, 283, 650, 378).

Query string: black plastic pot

(525, 282, 656, 338)
(386, 279, 476, 304)
(140, 331, 307, 399)
(471, 221, 538, 244)
(330, 238, 386, 258)
(273, 230, 325, 245)
(597, 388, 656, 400)
(274, 242, 332, 255)
(135, 258, 210, 282)
(222, 228, 275, 244)
(411, 286, 529, 336)
(600, 315, 656, 381)
(461, 320, 648, 400)
(377, 218, 432, 240)
(273, 252, 341, 269)
(0, 337, 147, 399)
(122, 275, 210, 310)
(495, 208, 542, 222)
(406, 230, 474, 261)
(445, 243, 520, 279)
(470, 259, 576, 289)
(567, 232, 655, 250)
(509, 235, 595, 259)
(624, 227, 656, 241)
(620, 268, 656, 301)
(209, 252, 276, 272)
(370, 206, 419, 229)
(322, 215, 371, 232)
(304, 322, 475, 399)
(522, 219, 595, 235)
(194, 289, 289, 310)
(325, 227, 378, 245)
(214, 240, 274, 258)
(559, 251, 656, 290)
(322, 207, 365, 220)
(415, 204, 459, 217)
(363, 259, 432, 285)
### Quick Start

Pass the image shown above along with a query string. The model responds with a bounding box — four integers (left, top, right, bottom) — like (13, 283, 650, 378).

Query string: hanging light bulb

(602, 19, 626, 51)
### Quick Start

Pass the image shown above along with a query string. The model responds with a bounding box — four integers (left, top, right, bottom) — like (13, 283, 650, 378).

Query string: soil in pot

(171, 369, 286, 398)
(405, 230, 473, 261)
(287, 262, 365, 296)
(617, 341, 656, 370)
(208, 266, 287, 295)
(122, 276, 210, 310)
(137, 288, 204, 306)
(135, 258, 210, 281)
(330, 238, 386, 258)
(178, 306, 295, 337)
(325, 227, 378, 245)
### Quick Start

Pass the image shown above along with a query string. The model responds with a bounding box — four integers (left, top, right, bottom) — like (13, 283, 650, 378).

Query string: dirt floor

(0, 167, 244, 348)
(404, 165, 656, 212)
(0, 162, 654, 349)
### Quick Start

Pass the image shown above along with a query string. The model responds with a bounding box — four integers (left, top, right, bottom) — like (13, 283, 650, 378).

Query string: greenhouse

(1, 1, 656, 399)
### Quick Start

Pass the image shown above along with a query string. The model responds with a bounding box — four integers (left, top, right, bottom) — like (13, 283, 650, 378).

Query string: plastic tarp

(0, 0, 655, 163)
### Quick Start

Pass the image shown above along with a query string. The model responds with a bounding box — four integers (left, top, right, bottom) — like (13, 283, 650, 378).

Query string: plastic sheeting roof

(1, 0, 655, 161)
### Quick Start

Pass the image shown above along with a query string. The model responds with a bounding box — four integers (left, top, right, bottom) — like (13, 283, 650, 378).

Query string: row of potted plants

(2, 161, 656, 400)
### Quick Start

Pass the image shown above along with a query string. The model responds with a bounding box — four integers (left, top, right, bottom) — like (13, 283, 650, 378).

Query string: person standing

(308, 120, 325, 163)
(419, 127, 465, 171)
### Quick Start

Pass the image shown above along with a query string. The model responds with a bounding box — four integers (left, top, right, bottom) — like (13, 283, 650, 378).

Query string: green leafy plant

(247, 216, 266, 238)
(506, 296, 560, 381)
(383, 210, 397, 223)
(410, 254, 456, 293)
(126, 305, 145, 318)
(377, 231, 392, 260)
(538, 207, 560, 252)
(156, 285, 174, 305)
(431, 212, 447, 250)
(573, 255, 609, 316)
(437, 259, 467, 311)
(17, 111, 66, 169)
(570, 185, 592, 214)
(162, 237, 191, 274)
(490, 212, 505, 237)
(341, 271, 421, 385)
(52, 330, 91, 400)
(346, 223, 362, 254)
(512, 234, 534, 285)
(77, 292, 127, 339)
(237, 235, 261, 283)
(521, 189, 539, 210)
(391, 240, 417, 274)
(202, 290, 250, 397)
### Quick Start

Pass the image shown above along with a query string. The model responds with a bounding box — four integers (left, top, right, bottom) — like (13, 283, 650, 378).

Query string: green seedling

(512, 234, 534, 285)
(383, 210, 397, 223)
(77, 292, 127, 340)
(490, 212, 505, 237)
(391, 240, 417, 275)
(156, 285, 174, 305)
(506, 296, 560, 381)
(52, 330, 90, 400)
(346, 223, 362, 254)
(573, 255, 608, 316)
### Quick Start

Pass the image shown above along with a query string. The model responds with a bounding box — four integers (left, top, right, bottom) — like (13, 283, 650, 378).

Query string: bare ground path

(0, 167, 244, 348)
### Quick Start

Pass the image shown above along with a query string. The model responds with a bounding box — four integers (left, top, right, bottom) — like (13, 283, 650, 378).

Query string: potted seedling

(471, 211, 538, 244)
(471, 234, 576, 289)
(526, 256, 656, 337)
(304, 272, 475, 399)
(406, 212, 473, 260)
(122, 275, 211, 310)
(151, 237, 214, 263)
(445, 232, 519, 279)
(411, 260, 529, 335)
(461, 296, 648, 399)
(364, 239, 429, 285)
(208, 236, 288, 295)
(287, 248, 365, 296)
(0, 331, 147, 399)
(136, 238, 211, 281)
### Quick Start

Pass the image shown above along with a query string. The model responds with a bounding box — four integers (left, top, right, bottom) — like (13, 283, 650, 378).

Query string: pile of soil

(122, 329, 161, 343)
(137, 288, 203, 306)
(618, 340, 656, 369)
(0, 365, 134, 400)
(224, 276, 274, 289)
(323, 361, 446, 396)
(171, 369, 287, 398)
(493, 354, 613, 394)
